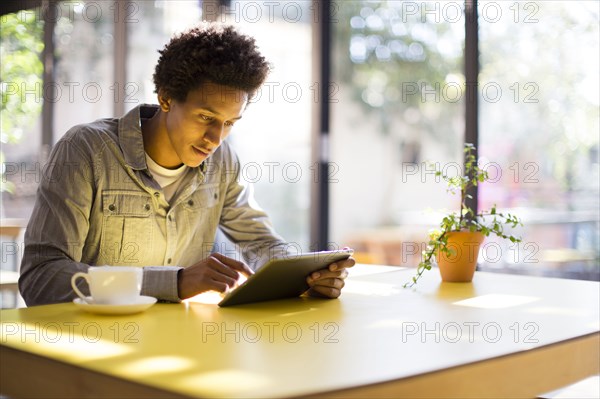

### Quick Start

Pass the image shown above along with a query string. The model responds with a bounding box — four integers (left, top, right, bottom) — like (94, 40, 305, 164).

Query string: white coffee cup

(71, 266, 143, 305)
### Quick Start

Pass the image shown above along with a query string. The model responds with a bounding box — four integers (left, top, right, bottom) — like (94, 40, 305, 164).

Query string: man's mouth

(192, 146, 210, 157)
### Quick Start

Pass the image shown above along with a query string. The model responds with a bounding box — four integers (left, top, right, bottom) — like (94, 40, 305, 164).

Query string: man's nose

(204, 124, 223, 146)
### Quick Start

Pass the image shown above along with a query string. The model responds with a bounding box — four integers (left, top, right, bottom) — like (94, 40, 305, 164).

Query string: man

(19, 23, 354, 306)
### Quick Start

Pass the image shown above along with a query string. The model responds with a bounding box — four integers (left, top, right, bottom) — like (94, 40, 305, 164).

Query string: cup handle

(71, 272, 92, 303)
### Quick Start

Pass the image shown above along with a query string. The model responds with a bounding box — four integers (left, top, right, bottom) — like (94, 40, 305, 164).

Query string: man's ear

(157, 90, 171, 112)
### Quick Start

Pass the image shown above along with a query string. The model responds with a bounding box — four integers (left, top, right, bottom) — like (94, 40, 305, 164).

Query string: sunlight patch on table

(185, 275, 247, 305)
(114, 355, 197, 377)
(279, 308, 318, 317)
(185, 291, 225, 305)
(350, 265, 404, 276)
(342, 280, 400, 296)
(0, 322, 133, 361)
(453, 294, 539, 309)
(177, 369, 272, 395)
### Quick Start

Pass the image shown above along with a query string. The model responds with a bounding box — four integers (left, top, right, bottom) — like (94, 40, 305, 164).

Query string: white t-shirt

(145, 153, 188, 203)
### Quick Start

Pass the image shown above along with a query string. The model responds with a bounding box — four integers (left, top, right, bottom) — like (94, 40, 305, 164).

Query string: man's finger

(311, 277, 345, 290)
(207, 267, 238, 288)
(207, 255, 240, 280)
(308, 269, 347, 282)
(328, 257, 356, 271)
(309, 286, 341, 299)
(209, 280, 230, 294)
(212, 253, 254, 277)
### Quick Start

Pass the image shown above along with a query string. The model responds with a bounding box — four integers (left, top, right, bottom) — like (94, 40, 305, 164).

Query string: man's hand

(306, 253, 356, 299)
(177, 253, 253, 300)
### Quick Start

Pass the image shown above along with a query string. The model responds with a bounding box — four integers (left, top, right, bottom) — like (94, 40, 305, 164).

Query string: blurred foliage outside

(332, 0, 598, 276)
(334, 0, 599, 208)
(335, 0, 464, 148)
(0, 10, 44, 193)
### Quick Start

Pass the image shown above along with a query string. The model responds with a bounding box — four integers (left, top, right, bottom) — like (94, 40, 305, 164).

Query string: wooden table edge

(303, 332, 600, 399)
(2, 332, 598, 399)
(0, 344, 193, 399)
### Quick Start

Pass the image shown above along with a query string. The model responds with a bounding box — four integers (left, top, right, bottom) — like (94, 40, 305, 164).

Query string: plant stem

(403, 231, 447, 288)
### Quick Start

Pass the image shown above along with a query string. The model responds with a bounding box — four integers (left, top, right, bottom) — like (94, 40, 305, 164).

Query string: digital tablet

(218, 249, 353, 307)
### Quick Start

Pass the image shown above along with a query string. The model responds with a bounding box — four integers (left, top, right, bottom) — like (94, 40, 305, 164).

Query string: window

(1, 8, 44, 218)
(1, 1, 116, 219)
(53, 1, 115, 140)
(127, 1, 202, 105)
(220, 0, 314, 248)
(2, 0, 597, 281)
(126, 0, 314, 248)
(2, 1, 314, 249)
(330, 0, 599, 280)
(331, 1, 465, 266)
(478, 1, 599, 279)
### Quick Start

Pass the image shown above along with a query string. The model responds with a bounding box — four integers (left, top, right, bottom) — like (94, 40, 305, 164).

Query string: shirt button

(167, 258, 172, 264)
(144, 204, 151, 211)
(187, 200, 194, 206)
(213, 193, 218, 200)
(108, 204, 116, 211)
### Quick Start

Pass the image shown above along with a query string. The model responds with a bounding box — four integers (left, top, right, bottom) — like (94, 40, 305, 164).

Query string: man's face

(162, 82, 248, 168)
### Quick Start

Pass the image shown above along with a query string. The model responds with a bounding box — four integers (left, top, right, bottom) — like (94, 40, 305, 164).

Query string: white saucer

(73, 296, 157, 315)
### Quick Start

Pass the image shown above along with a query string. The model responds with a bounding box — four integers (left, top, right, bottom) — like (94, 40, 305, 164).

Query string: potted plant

(404, 144, 522, 287)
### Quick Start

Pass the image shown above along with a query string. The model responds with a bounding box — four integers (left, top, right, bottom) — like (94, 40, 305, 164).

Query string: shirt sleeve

(19, 134, 95, 305)
(141, 267, 182, 302)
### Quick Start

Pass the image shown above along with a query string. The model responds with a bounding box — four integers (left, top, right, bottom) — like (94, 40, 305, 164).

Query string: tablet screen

(218, 250, 353, 307)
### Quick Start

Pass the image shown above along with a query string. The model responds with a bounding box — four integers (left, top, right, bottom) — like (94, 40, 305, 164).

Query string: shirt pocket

(99, 190, 155, 266)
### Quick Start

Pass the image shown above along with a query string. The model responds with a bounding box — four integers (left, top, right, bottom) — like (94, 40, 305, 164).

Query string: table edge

(301, 332, 600, 399)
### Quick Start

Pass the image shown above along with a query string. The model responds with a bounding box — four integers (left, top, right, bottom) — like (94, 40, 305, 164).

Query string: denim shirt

(19, 104, 286, 306)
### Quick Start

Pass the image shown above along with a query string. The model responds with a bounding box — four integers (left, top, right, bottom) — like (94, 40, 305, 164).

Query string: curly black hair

(153, 23, 270, 102)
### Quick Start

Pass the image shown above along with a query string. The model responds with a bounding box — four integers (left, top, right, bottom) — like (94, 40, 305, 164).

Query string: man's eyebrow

(197, 107, 243, 120)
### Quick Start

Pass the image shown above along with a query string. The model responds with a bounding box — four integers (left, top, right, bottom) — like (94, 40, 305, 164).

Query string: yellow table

(1, 265, 598, 398)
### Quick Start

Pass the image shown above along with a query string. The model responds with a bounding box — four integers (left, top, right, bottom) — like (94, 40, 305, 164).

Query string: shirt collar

(118, 104, 207, 174)
(118, 104, 155, 170)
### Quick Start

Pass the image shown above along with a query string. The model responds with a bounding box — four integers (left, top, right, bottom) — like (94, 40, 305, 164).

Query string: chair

(0, 218, 27, 308)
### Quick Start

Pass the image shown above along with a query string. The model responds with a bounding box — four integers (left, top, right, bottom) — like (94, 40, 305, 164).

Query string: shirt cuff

(141, 266, 183, 302)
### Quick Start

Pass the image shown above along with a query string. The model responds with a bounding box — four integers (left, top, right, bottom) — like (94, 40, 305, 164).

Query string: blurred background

(1, 1, 598, 307)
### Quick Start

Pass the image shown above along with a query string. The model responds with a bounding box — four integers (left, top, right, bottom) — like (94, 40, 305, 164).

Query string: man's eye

(199, 115, 212, 121)
(225, 121, 235, 127)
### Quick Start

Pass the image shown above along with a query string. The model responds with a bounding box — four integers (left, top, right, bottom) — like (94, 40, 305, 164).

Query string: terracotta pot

(436, 231, 485, 282)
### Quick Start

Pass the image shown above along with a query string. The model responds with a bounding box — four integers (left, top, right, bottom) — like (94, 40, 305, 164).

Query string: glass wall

(53, 1, 115, 139)
(221, 0, 313, 248)
(330, 0, 599, 281)
(2, 1, 313, 249)
(127, 1, 202, 106)
(478, 1, 599, 279)
(3, 0, 597, 282)
(127, 1, 313, 248)
(1, 1, 116, 220)
(331, 1, 465, 265)
(1, 8, 44, 219)
(1, 7, 46, 307)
